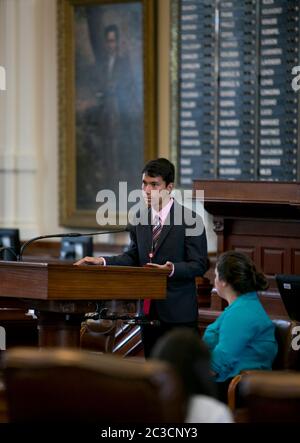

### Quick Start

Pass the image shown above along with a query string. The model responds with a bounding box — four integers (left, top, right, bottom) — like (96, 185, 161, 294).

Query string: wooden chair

(2, 347, 186, 423)
(238, 371, 300, 422)
(227, 318, 300, 416)
(80, 318, 117, 353)
(80, 301, 141, 355)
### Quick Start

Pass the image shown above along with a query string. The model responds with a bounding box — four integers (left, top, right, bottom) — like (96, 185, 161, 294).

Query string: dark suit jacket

(104, 202, 208, 323)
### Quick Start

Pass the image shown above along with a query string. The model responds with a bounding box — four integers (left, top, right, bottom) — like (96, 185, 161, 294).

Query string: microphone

(19, 228, 129, 261)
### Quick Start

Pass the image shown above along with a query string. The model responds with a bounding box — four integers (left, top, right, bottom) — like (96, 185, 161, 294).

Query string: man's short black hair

(105, 24, 119, 41)
(142, 158, 175, 185)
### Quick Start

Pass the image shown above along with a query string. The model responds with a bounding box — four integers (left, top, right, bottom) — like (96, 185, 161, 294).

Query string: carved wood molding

(213, 219, 224, 234)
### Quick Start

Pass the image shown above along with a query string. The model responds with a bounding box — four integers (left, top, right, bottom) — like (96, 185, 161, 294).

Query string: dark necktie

(143, 216, 163, 316)
(152, 215, 162, 251)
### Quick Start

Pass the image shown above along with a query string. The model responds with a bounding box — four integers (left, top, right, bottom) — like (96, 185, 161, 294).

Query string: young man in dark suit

(75, 158, 208, 357)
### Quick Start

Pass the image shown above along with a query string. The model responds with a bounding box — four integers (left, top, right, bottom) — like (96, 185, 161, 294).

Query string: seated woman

(151, 328, 233, 423)
(202, 251, 278, 401)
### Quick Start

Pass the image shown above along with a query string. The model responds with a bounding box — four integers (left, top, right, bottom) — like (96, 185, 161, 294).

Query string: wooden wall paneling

(291, 249, 300, 274)
(261, 248, 285, 276)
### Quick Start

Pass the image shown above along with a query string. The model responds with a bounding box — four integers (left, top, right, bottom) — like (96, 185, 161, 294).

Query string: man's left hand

(145, 261, 174, 276)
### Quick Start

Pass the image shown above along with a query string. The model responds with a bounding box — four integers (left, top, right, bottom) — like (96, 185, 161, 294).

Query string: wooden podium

(0, 262, 168, 348)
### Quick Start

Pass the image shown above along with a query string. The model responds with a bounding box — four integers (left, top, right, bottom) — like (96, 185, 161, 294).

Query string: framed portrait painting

(58, 0, 157, 228)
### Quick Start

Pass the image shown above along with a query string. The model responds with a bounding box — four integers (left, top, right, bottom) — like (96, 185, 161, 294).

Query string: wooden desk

(193, 180, 300, 318)
(0, 261, 168, 348)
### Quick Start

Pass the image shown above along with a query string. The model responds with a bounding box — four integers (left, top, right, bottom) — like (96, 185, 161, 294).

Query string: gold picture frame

(58, 0, 157, 228)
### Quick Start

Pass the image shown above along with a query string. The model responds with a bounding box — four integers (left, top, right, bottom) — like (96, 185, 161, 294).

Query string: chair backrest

(59, 237, 93, 260)
(272, 319, 300, 370)
(3, 347, 185, 423)
(0, 228, 20, 261)
(227, 318, 300, 417)
(240, 371, 300, 422)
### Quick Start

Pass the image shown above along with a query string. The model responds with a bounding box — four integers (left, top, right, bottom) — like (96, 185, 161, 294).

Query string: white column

(36, 0, 59, 235)
(0, 0, 60, 240)
(0, 0, 20, 229)
(0, 66, 5, 91)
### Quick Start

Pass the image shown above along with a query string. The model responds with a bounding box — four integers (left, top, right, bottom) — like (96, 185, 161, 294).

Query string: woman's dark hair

(216, 250, 269, 295)
(150, 328, 216, 399)
(142, 158, 175, 186)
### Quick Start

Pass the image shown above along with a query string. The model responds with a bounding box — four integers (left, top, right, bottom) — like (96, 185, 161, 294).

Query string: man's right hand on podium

(74, 256, 105, 266)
